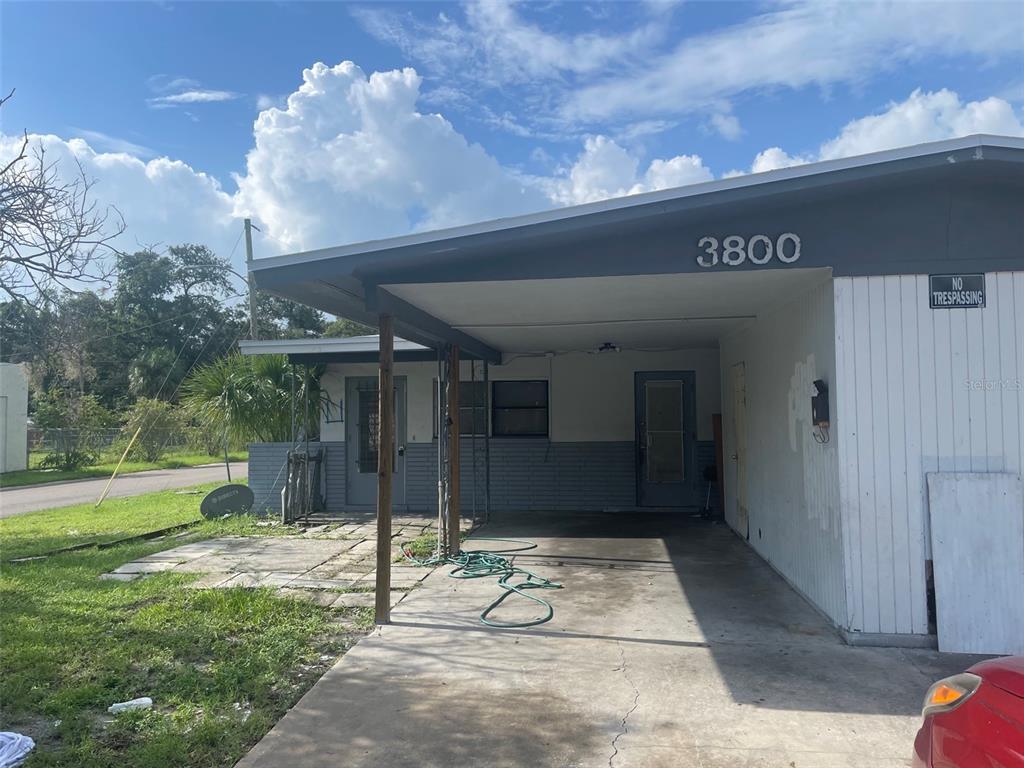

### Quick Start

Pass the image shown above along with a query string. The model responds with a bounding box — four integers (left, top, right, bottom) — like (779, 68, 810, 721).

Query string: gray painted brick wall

(250, 438, 719, 514)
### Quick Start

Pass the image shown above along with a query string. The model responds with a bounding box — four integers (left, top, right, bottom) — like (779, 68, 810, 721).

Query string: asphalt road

(0, 462, 248, 518)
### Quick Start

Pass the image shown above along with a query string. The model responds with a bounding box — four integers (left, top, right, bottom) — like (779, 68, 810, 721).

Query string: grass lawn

(0, 451, 249, 489)
(0, 486, 372, 767)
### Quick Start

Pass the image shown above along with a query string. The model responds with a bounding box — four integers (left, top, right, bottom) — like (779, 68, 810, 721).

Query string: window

(492, 380, 548, 437)
(459, 381, 487, 436)
(433, 381, 487, 437)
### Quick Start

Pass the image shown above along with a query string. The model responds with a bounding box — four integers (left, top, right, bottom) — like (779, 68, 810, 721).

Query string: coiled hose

(402, 537, 562, 628)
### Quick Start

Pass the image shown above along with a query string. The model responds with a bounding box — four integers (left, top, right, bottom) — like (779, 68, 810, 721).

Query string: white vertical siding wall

(720, 278, 847, 626)
(834, 272, 1024, 636)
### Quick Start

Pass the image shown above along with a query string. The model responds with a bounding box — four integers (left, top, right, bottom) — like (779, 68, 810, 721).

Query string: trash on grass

(0, 732, 35, 768)
(107, 697, 153, 714)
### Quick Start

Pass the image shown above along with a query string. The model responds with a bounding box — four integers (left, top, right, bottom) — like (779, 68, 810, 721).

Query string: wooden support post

(446, 344, 461, 554)
(375, 314, 394, 625)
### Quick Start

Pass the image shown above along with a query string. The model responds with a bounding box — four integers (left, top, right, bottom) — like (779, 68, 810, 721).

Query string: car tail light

(922, 672, 982, 717)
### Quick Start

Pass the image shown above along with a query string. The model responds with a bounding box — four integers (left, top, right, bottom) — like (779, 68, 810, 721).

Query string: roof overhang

(248, 135, 1024, 358)
(238, 336, 452, 364)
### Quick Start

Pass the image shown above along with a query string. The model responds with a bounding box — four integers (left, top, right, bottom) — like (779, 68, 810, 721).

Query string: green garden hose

(402, 537, 562, 629)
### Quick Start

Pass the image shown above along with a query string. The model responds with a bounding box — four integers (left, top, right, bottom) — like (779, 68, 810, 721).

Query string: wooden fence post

(375, 315, 394, 624)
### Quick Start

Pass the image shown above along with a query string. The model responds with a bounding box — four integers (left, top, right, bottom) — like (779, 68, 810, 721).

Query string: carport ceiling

(383, 268, 831, 353)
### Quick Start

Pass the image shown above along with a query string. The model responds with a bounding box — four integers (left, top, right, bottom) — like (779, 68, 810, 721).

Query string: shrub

(122, 398, 186, 462)
(185, 421, 234, 456)
(32, 389, 117, 470)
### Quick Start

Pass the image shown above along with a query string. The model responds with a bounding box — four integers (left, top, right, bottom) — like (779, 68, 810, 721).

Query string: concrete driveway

(237, 512, 982, 768)
(0, 463, 246, 517)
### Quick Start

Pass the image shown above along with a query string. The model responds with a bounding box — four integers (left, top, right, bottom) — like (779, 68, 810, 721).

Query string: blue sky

(2, 1, 1022, 261)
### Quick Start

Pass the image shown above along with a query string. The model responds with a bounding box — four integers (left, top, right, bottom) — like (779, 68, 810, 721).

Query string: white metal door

(928, 472, 1024, 654)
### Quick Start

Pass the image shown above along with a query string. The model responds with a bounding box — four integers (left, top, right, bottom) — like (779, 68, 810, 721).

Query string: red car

(913, 656, 1024, 767)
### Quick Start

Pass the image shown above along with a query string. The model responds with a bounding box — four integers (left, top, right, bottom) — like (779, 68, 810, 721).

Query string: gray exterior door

(345, 376, 407, 507)
(635, 371, 696, 508)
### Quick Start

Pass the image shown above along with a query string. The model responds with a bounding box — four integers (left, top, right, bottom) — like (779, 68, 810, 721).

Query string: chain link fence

(28, 428, 189, 454)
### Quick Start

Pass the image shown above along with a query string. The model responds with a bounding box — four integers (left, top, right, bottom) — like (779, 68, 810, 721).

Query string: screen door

(345, 376, 406, 506)
(636, 371, 695, 507)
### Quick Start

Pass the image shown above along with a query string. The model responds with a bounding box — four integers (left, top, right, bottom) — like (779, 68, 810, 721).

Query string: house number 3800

(696, 233, 801, 267)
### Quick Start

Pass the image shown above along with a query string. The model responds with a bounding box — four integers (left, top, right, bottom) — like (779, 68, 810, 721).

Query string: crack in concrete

(608, 642, 640, 768)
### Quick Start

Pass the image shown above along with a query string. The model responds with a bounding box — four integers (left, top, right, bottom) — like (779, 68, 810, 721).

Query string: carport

(236, 511, 982, 768)
(249, 134, 1024, 650)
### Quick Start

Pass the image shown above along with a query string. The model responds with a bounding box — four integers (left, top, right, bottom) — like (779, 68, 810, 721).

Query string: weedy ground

(0, 485, 373, 767)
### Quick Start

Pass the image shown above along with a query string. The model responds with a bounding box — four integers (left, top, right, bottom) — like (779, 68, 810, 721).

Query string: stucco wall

(719, 277, 846, 627)
(0, 363, 28, 473)
(318, 348, 721, 444)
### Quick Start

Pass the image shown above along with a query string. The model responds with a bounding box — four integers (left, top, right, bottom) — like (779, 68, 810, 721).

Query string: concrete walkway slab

(236, 513, 985, 768)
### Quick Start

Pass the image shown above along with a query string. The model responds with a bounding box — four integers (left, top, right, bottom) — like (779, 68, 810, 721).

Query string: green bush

(32, 390, 117, 470)
(122, 398, 186, 462)
(184, 421, 236, 456)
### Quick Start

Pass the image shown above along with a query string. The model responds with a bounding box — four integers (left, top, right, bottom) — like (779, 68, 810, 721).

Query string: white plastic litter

(0, 732, 35, 768)
(107, 697, 153, 714)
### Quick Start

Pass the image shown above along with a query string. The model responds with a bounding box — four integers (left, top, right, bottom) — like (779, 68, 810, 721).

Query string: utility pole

(244, 218, 258, 340)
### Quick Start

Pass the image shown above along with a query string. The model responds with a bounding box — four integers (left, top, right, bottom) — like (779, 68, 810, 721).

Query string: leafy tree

(128, 347, 185, 399)
(323, 316, 374, 338)
(256, 294, 327, 339)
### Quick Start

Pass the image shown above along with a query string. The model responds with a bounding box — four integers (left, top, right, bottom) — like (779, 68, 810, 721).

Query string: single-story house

(242, 134, 1024, 654)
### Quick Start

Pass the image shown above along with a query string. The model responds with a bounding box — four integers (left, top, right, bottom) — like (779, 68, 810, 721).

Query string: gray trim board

(366, 287, 500, 363)
(249, 135, 1024, 285)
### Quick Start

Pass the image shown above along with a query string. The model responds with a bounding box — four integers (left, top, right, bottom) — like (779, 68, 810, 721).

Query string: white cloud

(750, 146, 806, 174)
(4, 64, 1018, 282)
(355, 0, 665, 84)
(460, 0, 665, 81)
(232, 62, 550, 251)
(566, 2, 1024, 123)
(0, 132, 239, 261)
(354, 1, 1023, 140)
(68, 128, 154, 158)
(548, 135, 712, 205)
(256, 94, 284, 111)
(818, 89, 1024, 160)
(148, 89, 241, 107)
(353, 0, 674, 138)
(748, 89, 1024, 173)
(709, 112, 742, 141)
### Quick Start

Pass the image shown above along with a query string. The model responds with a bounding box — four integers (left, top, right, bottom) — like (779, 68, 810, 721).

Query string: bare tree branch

(0, 91, 125, 307)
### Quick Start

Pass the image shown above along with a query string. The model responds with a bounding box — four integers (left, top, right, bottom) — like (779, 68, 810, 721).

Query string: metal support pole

(375, 315, 394, 624)
(446, 344, 461, 555)
(484, 359, 491, 524)
(470, 358, 477, 528)
(303, 364, 311, 524)
(223, 424, 232, 482)
(290, 363, 296, 443)
(436, 346, 447, 555)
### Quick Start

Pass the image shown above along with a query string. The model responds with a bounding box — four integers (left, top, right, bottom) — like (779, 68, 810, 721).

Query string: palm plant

(180, 352, 324, 444)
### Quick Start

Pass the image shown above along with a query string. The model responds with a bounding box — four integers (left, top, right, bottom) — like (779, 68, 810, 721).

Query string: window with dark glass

(433, 381, 487, 436)
(492, 380, 548, 437)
